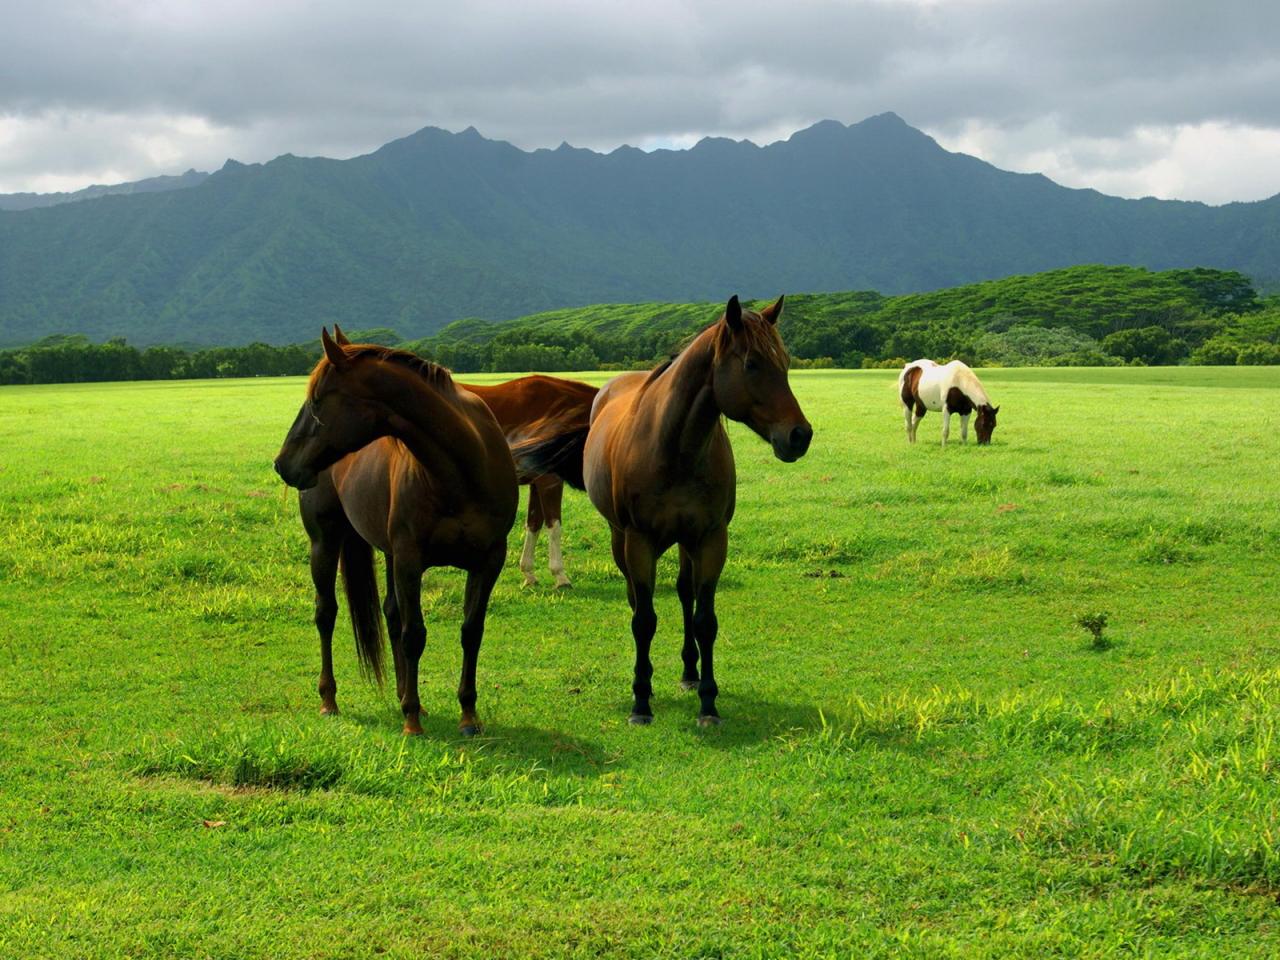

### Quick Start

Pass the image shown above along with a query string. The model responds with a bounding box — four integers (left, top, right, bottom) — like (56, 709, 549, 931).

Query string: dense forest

(3, 265, 1276, 386)
(3, 114, 1280, 348)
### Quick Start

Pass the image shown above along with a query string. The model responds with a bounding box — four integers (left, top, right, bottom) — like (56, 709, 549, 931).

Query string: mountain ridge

(2, 114, 1278, 347)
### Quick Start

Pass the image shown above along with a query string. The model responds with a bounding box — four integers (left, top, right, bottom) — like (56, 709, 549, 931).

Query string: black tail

(512, 426, 590, 490)
(339, 534, 385, 684)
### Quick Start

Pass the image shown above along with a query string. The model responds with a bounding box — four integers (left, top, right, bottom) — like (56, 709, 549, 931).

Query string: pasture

(1, 366, 1278, 958)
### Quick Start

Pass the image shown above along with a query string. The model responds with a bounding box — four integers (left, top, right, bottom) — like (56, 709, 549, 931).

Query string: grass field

(2, 366, 1279, 958)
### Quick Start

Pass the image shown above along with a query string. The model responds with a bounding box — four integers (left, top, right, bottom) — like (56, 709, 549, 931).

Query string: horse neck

(953, 367, 990, 408)
(643, 328, 723, 461)
(369, 363, 493, 495)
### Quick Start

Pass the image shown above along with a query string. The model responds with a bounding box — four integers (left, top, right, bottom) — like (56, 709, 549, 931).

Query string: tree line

(2, 266, 1277, 386)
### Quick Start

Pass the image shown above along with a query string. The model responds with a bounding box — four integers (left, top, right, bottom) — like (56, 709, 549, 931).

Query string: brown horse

(273, 327, 517, 735)
(459, 376, 598, 589)
(519, 296, 811, 726)
(326, 330, 597, 588)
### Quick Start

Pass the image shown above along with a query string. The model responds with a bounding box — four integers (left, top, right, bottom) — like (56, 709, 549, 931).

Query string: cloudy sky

(2, 0, 1278, 204)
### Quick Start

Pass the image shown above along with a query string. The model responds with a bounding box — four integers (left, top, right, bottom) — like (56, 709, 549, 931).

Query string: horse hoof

(521, 578, 538, 589)
(402, 720, 424, 736)
(628, 713, 653, 726)
(697, 714, 722, 728)
(459, 723, 482, 738)
(554, 580, 573, 590)
(679, 679, 699, 692)
(319, 704, 340, 716)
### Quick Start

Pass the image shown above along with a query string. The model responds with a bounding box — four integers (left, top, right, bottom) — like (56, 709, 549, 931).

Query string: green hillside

(406, 265, 1279, 371)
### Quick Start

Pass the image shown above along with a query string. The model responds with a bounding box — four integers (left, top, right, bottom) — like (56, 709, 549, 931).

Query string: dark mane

(712, 308, 789, 368)
(641, 355, 677, 389)
(308, 344, 456, 399)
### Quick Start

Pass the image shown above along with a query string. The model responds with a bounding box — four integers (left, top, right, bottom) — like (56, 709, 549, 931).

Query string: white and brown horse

(899, 359, 999, 445)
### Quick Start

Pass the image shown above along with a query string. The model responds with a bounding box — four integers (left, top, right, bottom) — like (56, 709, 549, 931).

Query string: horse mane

(307, 344, 457, 399)
(640, 305, 789, 394)
(712, 308, 790, 368)
(640, 355, 677, 389)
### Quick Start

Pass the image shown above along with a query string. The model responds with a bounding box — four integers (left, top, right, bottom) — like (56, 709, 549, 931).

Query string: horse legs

(391, 552, 427, 735)
(960, 413, 970, 444)
(676, 547, 699, 690)
(622, 529, 658, 724)
(309, 534, 342, 715)
(457, 544, 504, 736)
(909, 402, 926, 443)
(689, 529, 728, 726)
(610, 524, 636, 610)
(902, 403, 914, 443)
(941, 407, 952, 446)
(518, 483, 544, 587)
(382, 555, 407, 702)
(301, 484, 347, 715)
(541, 478, 572, 589)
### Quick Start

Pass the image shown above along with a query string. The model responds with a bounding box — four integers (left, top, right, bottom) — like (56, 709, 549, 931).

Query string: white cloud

(930, 119, 1280, 204)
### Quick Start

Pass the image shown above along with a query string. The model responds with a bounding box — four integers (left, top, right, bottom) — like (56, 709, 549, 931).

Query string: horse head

(975, 404, 999, 444)
(711, 295, 813, 462)
(273, 326, 394, 489)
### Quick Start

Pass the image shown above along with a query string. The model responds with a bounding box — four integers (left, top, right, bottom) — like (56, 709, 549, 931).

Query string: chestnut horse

(460, 376, 598, 589)
(273, 327, 517, 735)
(899, 359, 999, 445)
(519, 295, 812, 726)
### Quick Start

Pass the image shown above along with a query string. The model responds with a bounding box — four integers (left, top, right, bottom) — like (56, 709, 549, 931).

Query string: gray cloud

(1, 0, 1278, 201)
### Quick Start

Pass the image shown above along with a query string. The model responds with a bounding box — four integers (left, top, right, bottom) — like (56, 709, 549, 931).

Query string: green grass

(2, 366, 1279, 958)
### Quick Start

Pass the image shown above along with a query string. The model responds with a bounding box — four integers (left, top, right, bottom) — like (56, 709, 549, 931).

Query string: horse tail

(511, 425, 590, 491)
(339, 532, 385, 685)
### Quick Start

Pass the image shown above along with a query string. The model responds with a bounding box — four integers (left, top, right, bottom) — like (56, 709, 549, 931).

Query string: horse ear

(724, 295, 743, 331)
(759, 295, 785, 325)
(994, 406, 1001, 414)
(321, 327, 349, 368)
(332, 324, 351, 346)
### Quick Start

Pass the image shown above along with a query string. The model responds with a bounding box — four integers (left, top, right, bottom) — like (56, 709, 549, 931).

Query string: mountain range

(1, 113, 1277, 347)
(0, 169, 209, 212)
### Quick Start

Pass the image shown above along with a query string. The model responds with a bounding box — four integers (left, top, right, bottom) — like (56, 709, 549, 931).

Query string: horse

(273, 326, 518, 736)
(898, 359, 999, 445)
(517, 295, 812, 727)
(459, 375, 599, 589)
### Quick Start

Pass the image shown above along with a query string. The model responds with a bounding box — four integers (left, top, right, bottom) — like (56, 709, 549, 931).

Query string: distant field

(2, 366, 1279, 958)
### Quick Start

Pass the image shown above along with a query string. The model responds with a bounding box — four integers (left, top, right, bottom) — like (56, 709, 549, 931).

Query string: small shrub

(1077, 611, 1112, 651)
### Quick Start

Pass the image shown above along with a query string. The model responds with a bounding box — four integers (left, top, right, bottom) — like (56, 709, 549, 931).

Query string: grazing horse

(519, 295, 812, 726)
(899, 359, 999, 445)
(273, 327, 518, 735)
(460, 376, 598, 589)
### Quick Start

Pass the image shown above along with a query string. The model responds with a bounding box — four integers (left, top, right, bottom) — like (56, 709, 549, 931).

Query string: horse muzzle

(273, 456, 318, 490)
(770, 423, 813, 463)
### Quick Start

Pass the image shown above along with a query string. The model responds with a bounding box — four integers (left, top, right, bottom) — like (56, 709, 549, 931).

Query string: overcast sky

(2, 0, 1278, 204)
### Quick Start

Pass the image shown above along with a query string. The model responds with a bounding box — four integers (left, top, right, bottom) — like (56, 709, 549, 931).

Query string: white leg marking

(941, 409, 951, 446)
(903, 405, 913, 442)
(547, 520, 571, 588)
(519, 527, 538, 587)
(960, 413, 970, 444)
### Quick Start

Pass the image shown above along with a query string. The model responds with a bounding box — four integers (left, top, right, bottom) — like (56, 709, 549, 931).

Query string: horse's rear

(466, 374, 599, 588)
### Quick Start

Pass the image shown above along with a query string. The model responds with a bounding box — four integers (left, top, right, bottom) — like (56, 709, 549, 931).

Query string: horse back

(465, 375, 598, 436)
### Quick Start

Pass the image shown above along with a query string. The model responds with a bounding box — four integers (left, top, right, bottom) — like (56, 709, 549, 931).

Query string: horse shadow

(338, 705, 617, 779)
(591, 688, 828, 750)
